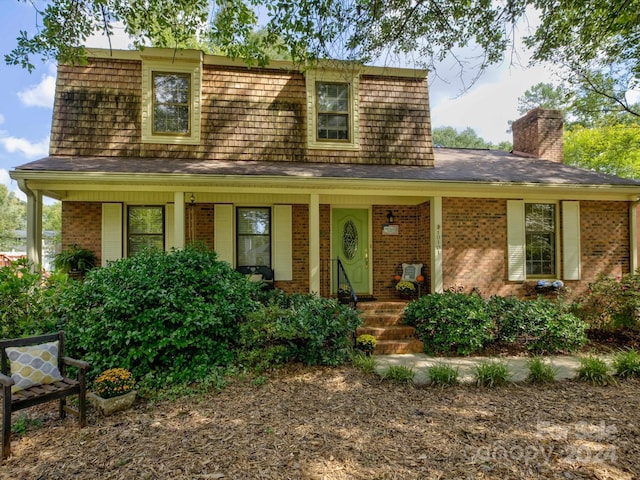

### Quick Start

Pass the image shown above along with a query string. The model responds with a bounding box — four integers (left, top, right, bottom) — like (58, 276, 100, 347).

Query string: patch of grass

(473, 361, 511, 387)
(251, 375, 268, 387)
(427, 363, 459, 387)
(613, 348, 640, 379)
(351, 351, 377, 375)
(526, 357, 558, 384)
(381, 365, 415, 385)
(577, 356, 614, 385)
(11, 414, 43, 435)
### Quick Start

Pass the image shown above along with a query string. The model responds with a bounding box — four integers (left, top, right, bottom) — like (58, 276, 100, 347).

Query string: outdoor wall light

(189, 193, 195, 205)
(387, 210, 395, 223)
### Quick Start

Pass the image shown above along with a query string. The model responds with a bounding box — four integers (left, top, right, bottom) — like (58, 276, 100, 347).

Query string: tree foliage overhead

(5, 1, 639, 88)
(432, 126, 511, 151)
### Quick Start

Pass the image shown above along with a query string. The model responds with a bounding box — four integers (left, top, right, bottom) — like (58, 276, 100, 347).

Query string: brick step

(357, 325, 417, 341)
(374, 339, 424, 355)
(360, 313, 405, 327)
(358, 301, 408, 314)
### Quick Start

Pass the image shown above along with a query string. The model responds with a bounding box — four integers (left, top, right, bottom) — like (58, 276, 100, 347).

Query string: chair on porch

(236, 265, 275, 290)
(394, 262, 428, 298)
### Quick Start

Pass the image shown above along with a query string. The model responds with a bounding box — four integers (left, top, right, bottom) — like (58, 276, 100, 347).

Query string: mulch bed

(3, 364, 640, 479)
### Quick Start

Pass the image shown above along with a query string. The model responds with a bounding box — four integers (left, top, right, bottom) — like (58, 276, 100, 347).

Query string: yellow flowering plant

(395, 280, 416, 294)
(93, 368, 136, 399)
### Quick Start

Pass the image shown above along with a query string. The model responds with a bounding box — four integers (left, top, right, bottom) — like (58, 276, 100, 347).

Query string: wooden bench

(0, 331, 89, 459)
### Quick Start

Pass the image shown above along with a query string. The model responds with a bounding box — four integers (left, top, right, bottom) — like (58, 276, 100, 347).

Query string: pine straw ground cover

(3, 365, 640, 480)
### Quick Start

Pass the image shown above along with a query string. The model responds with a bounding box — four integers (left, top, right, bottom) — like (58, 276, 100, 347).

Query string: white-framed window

(236, 207, 271, 267)
(507, 200, 580, 281)
(128, 206, 165, 256)
(141, 54, 202, 144)
(525, 203, 556, 276)
(305, 70, 360, 151)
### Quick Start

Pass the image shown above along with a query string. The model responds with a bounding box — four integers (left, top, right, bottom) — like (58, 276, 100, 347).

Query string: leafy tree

(432, 126, 511, 151)
(0, 185, 25, 251)
(564, 124, 640, 179)
(5, 0, 640, 112)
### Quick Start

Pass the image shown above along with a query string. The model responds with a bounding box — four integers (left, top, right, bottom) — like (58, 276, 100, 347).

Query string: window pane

(318, 114, 348, 140)
(237, 208, 271, 267)
(525, 204, 555, 276)
(317, 83, 348, 112)
(128, 206, 164, 256)
(153, 72, 190, 134)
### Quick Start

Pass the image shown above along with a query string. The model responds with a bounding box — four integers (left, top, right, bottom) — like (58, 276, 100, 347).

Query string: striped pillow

(6, 341, 63, 393)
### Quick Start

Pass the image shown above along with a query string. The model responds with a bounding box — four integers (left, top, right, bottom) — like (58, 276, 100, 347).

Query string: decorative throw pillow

(6, 341, 63, 393)
(249, 274, 264, 282)
(402, 263, 423, 282)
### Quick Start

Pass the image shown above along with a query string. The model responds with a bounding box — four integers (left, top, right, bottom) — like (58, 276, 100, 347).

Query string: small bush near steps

(612, 348, 640, 379)
(526, 357, 558, 384)
(577, 356, 614, 386)
(427, 364, 459, 387)
(380, 365, 415, 385)
(473, 361, 511, 387)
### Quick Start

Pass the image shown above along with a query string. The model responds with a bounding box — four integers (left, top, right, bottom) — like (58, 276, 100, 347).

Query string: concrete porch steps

(356, 301, 424, 355)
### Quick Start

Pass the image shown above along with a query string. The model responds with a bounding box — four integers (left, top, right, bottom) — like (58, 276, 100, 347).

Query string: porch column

(631, 201, 638, 273)
(23, 184, 42, 268)
(309, 194, 321, 294)
(173, 192, 185, 250)
(430, 196, 443, 293)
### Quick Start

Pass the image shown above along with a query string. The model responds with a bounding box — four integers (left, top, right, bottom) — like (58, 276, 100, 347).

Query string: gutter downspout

(17, 179, 42, 270)
(632, 198, 640, 273)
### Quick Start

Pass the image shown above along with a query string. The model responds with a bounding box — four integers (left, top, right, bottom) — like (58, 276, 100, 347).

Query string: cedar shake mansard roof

(12, 148, 640, 187)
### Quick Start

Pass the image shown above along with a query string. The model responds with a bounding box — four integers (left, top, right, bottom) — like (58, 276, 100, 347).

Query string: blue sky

(0, 1, 554, 201)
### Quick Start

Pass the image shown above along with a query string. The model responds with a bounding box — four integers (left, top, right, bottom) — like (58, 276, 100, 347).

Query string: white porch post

(631, 202, 638, 273)
(309, 194, 321, 294)
(173, 192, 185, 250)
(430, 196, 443, 293)
(24, 186, 43, 268)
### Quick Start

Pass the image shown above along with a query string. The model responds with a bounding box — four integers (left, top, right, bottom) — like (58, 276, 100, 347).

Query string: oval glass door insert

(342, 220, 358, 259)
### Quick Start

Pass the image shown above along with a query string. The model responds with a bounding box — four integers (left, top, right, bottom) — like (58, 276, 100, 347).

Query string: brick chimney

(512, 108, 564, 163)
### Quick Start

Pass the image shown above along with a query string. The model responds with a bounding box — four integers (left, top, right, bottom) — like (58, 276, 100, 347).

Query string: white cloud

(430, 63, 552, 144)
(17, 74, 56, 108)
(0, 135, 50, 158)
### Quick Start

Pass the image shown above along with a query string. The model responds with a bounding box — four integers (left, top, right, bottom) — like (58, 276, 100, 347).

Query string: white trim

(430, 197, 443, 292)
(507, 200, 526, 281)
(309, 195, 321, 294)
(101, 203, 122, 265)
(214, 204, 234, 265)
(562, 201, 581, 280)
(172, 192, 185, 250)
(273, 205, 293, 281)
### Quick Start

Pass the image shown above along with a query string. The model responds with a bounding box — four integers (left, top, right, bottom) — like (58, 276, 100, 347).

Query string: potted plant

(53, 244, 97, 277)
(356, 334, 377, 356)
(88, 368, 137, 416)
(395, 280, 416, 298)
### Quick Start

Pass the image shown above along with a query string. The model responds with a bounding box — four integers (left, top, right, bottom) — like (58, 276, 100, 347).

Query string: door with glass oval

(332, 208, 369, 294)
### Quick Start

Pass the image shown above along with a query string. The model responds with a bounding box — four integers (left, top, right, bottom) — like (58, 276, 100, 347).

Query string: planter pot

(88, 390, 137, 416)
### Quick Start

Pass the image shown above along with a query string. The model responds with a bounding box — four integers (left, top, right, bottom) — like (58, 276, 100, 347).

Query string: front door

(332, 208, 369, 294)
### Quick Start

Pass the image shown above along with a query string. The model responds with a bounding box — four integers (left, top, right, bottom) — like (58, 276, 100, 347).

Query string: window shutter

(165, 204, 174, 251)
(562, 201, 581, 280)
(507, 200, 526, 281)
(273, 205, 293, 281)
(101, 203, 122, 265)
(214, 204, 234, 265)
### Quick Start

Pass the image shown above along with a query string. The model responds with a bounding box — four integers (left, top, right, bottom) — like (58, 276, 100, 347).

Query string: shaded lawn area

(4, 365, 639, 479)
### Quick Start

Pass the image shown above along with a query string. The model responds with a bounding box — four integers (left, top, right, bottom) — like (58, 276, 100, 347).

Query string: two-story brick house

(10, 48, 640, 300)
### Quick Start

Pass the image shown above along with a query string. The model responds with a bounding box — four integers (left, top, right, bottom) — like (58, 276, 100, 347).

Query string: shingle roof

(13, 147, 640, 186)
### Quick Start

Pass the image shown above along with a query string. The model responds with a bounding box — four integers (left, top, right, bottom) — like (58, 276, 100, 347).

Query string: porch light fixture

(189, 193, 195, 205)
(387, 210, 395, 223)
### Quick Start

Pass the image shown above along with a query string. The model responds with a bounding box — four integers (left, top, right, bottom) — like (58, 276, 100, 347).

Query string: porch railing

(334, 258, 358, 309)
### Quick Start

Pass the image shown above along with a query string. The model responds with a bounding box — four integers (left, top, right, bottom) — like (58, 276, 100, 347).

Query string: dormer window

(316, 82, 350, 141)
(153, 72, 190, 135)
(305, 69, 360, 151)
(141, 51, 202, 145)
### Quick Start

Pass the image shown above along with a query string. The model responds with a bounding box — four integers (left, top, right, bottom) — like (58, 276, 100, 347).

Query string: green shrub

(488, 296, 587, 354)
(381, 365, 415, 385)
(573, 271, 640, 330)
(0, 258, 68, 338)
(526, 357, 557, 384)
(56, 245, 259, 387)
(612, 348, 640, 378)
(427, 363, 459, 387)
(350, 351, 377, 374)
(473, 361, 510, 387)
(404, 291, 493, 355)
(576, 356, 613, 385)
(238, 293, 361, 370)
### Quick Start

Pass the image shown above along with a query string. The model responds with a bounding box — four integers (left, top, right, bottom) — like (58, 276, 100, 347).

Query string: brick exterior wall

(51, 58, 434, 166)
(278, 204, 309, 294)
(61, 202, 103, 266)
(185, 204, 215, 250)
(512, 108, 564, 163)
